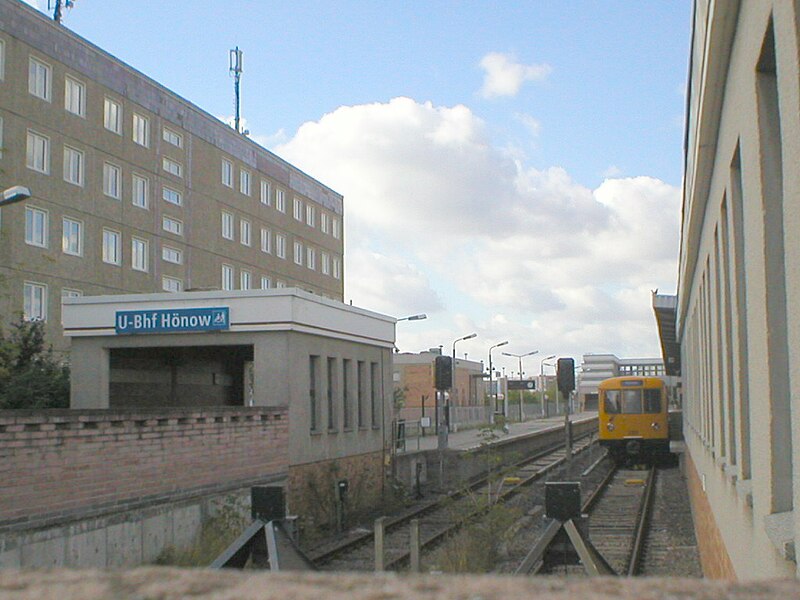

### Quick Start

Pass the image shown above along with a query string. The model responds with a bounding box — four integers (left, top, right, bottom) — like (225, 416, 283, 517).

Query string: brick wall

(0, 407, 288, 530)
(684, 451, 736, 580)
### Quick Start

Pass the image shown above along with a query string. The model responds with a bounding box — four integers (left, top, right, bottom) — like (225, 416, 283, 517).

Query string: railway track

(523, 464, 656, 576)
(312, 431, 596, 572)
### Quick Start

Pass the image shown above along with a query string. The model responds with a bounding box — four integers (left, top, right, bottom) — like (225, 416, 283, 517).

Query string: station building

(0, 0, 344, 355)
(659, 0, 800, 580)
(62, 288, 395, 532)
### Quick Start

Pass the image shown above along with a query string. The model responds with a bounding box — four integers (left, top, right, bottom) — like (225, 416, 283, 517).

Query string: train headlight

(651, 422, 660, 430)
(606, 422, 615, 431)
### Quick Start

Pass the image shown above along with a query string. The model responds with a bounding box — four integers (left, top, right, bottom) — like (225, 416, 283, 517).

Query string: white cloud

(602, 165, 623, 178)
(274, 97, 679, 359)
(479, 52, 552, 99)
(515, 113, 542, 137)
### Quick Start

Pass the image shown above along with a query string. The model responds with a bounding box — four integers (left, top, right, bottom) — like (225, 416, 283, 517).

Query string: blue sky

(28, 0, 691, 373)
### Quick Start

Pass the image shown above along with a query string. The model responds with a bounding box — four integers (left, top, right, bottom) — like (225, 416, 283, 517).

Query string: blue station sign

(115, 307, 230, 334)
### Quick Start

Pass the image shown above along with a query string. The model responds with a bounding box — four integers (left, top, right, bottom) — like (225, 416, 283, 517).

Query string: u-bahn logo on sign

(115, 307, 230, 334)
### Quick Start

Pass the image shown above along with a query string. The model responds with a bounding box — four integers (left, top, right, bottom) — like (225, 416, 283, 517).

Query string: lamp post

(502, 350, 538, 421)
(539, 355, 556, 417)
(450, 333, 476, 431)
(488, 341, 508, 421)
(396, 313, 427, 322)
(0, 186, 31, 207)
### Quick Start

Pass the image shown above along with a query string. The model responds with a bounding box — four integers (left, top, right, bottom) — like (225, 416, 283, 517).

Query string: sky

(25, 0, 692, 376)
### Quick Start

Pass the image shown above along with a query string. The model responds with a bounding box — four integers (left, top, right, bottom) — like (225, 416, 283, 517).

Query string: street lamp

(539, 355, 556, 417)
(488, 341, 508, 419)
(502, 350, 538, 421)
(396, 313, 427, 322)
(0, 186, 31, 207)
(450, 332, 477, 430)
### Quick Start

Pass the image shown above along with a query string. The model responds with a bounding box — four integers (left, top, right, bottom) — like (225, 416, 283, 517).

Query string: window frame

(221, 159, 233, 187)
(162, 244, 183, 265)
(103, 162, 122, 199)
(221, 264, 234, 291)
(64, 75, 86, 117)
(162, 126, 183, 148)
(162, 275, 183, 293)
(23, 281, 47, 322)
(221, 210, 234, 240)
(260, 180, 271, 205)
(162, 186, 182, 206)
(26, 130, 50, 174)
(63, 145, 84, 186)
(131, 236, 149, 272)
(162, 157, 182, 178)
(240, 218, 251, 246)
(132, 173, 149, 209)
(61, 216, 83, 256)
(162, 215, 184, 236)
(104, 97, 122, 134)
(24, 206, 48, 248)
(240, 169, 251, 196)
(132, 112, 150, 147)
(101, 228, 122, 266)
(28, 56, 51, 102)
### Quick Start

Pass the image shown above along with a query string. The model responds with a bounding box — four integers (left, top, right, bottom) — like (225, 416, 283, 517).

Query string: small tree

(0, 318, 70, 409)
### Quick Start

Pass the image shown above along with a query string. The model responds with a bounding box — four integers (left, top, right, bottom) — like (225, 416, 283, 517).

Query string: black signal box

(434, 355, 452, 390)
(557, 357, 575, 394)
(545, 481, 581, 521)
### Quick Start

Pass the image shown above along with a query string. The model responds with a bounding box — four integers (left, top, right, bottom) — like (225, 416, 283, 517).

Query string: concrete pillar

(374, 516, 386, 571)
(409, 519, 420, 573)
(70, 342, 109, 408)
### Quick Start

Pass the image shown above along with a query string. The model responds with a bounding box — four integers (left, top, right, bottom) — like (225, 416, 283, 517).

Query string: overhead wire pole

(502, 350, 538, 422)
(488, 341, 508, 423)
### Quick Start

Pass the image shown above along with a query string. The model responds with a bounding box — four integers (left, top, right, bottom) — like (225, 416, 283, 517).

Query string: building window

(240, 269, 251, 290)
(102, 229, 121, 265)
(162, 157, 182, 177)
(64, 76, 85, 117)
(276, 189, 286, 212)
(221, 211, 234, 240)
(240, 169, 251, 195)
(294, 241, 303, 265)
(132, 174, 149, 208)
(240, 219, 251, 246)
(333, 257, 341, 279)
(103, 162, 121, 199)
(221, 264, 234, 290)
(62, 217, 82, 256)
(26, 130, 49, 174)
(104, 97, 122, 134)
(28, 57, 51, 101)
(23, 282, 47, 321)
(332, 218, 340, 239)
(371, 362, 379, 427)
(321, 212, 329, 234)
(260, 180, 271, 205)
(322, 252, 330, 275)
(222, 159, 233, 187)
(306, 246, 316, 270)
(342, 359, 351, 429)
(306, 205, 315, 227)
(24, 206, 48, 248)
(63, 146, 84, 186)
(132, 113, 149, 147)
(260, 276, 271, 289)
(276, 234, 286, 259)
(327, 357, 337, 430)
(293, 197, 303, 221)
(131, 237, 148, 272)
(162, 186, 182, 206)
(357, 361, 365, 428)
(276, 280, 287, 289)
(162, 276, 182, 293)
(162, 127, 182, 148)
(162, 216, 183, 236)
(0, 39, 5, 81)
(162, 245, 182, 264)
(62, 288, 82, 298)
(260, 228, 271, 253)
(310, 355, 320, 432)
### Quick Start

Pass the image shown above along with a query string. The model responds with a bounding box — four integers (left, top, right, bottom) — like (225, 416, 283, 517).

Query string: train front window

(643, 389, 662, 413)
(604, 390, 621, 413)
(621, 389, 642, 413)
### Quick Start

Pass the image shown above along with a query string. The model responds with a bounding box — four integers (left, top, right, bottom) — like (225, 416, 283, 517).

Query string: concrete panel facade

(679, 0, 800, 579)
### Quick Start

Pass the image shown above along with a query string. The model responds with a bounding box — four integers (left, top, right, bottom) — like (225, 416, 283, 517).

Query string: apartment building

(0, 0, 344, 353)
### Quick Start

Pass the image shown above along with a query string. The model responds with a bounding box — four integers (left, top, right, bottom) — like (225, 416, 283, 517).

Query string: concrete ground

(403, 412, 597, 452)
(1, 569, 798, 599)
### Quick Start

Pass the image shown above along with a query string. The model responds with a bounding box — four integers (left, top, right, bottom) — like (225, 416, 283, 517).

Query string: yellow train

(598, 376, 670, 463)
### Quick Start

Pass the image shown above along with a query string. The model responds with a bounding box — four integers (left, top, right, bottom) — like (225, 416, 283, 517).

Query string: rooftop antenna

(229, 47, 244, 134)
(49, 0, 75, 23)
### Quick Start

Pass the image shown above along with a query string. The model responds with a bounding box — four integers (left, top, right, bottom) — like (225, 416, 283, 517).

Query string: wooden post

(374, 516, 387, 571)
(409, 519, 421, 573)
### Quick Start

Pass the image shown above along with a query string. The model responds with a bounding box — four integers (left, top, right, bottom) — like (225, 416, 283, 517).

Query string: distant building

(0, 0, 343, 353)
(577, 354, 679, 411)
(658, 0, 800, 580)
(393, 349, 487, 428)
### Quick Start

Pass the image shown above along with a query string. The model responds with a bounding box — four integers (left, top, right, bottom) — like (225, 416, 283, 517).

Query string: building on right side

(671, 0, 800, 580)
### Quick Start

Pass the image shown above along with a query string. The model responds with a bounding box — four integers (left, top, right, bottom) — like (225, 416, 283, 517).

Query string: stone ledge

(1, 569, 799, 599)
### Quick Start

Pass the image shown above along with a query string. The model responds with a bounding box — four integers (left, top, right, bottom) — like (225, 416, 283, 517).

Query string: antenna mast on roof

(49, 0, 75, 23)
(229, 47, 244, 134)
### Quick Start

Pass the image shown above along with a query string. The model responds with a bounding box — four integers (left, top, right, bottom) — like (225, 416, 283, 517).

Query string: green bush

(0, 318, 69, 409)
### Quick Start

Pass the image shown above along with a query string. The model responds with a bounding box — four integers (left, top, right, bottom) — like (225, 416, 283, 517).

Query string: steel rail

(626, 466, 656, 576)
